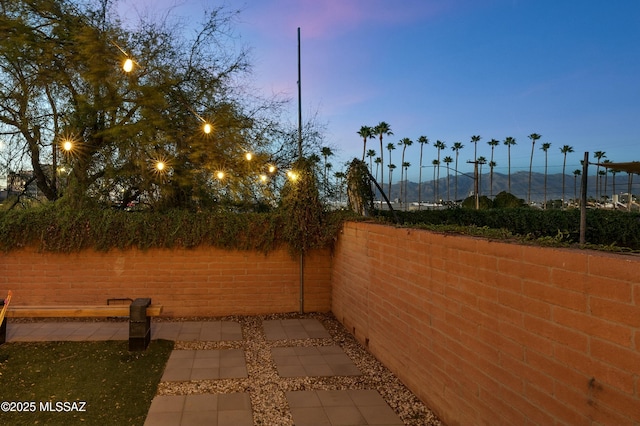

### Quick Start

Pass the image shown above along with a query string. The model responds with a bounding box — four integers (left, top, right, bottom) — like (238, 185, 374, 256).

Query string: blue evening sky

(117, 0, 640, 181)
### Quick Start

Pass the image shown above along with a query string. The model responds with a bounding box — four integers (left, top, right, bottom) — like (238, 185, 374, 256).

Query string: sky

(116, 0, 640, 182)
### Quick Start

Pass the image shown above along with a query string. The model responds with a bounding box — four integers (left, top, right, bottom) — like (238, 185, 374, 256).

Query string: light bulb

(123, 58, 134, 73)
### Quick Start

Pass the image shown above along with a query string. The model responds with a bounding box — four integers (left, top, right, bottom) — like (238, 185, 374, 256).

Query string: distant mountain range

(374, 171, 640, 203)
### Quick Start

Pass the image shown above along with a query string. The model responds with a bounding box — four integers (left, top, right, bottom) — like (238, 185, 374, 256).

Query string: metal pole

(297, 27, 302, 160)
(474, 161, 479, 210)
(52, 140, 57, 199)
(628, 173, 633, 212)
(580, 152, 589, 244)
(299, 252, 304, 314)
(466, 160, 480, 209)
(297, 27, 304, 314)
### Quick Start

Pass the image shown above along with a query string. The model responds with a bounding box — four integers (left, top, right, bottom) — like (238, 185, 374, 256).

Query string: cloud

(244, 0, 444, 40)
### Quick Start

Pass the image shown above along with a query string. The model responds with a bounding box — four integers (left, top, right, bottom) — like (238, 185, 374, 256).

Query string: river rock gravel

(155, 312, 442, 426)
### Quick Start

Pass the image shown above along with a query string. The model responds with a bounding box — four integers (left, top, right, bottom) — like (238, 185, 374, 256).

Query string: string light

(58, 134, 82, 159)
(54, 15, 285, 195)
(110, 43, 282, 187)
(123, 58, 134, 73)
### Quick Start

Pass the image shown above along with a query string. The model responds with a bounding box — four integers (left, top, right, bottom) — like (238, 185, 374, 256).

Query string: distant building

(4, 170, 40, 199)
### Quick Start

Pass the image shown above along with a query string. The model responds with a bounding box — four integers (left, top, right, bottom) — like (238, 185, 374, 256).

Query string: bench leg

(129, 298, 152, 351)
(0, 320, 5, 346)
(0, 300, 5, 345)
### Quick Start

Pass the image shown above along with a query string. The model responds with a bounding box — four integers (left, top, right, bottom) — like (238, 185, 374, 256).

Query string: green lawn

(0, 340, 173, 426)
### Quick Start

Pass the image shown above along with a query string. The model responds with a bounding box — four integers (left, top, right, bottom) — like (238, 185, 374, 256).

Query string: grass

(0, 340, 174, 426)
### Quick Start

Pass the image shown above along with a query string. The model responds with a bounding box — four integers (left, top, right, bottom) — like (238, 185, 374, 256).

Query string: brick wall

(0, 247, 331, 317)
(332, 221, 640, 426)
(3, 221, 639, 424)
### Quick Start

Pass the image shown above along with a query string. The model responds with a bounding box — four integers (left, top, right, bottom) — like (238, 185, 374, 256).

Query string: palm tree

(610, 167, 621, 203)
(527, 133, 541, 204)
(489, 161, 497, 197)
(573, 169, 581, 204)
(434, 140, 446, 203)
(503, 137, 517, 193)
(560, 145, 574, 205)
(598, 170, 607, 202)
(593, 151, 606, 201)
(471, 135, 481, 162)
(402, 161, 411, 205)
(366, 149, 376, 173)
(487, 139, 500, 197)
(334, 171, 346, 203)
(398, 138, 413, 204)
(443, 156, 453, 201)
(374, 157, 381, 182)
(417, 136, 429, 209)
(388, 164, 397, 201)
(477, 156, 487, 197)
(357, 126, 375, 161)
(432, 159, 439, 202)
(540, 142, 552, 208)
(374, 122, 393, 193)
(325, 162, 333, 195)
(320, 146, 334, 193)
(386, 142, 396, 197)
(308, 153, 322, 175)
(451, 142, 464, 201)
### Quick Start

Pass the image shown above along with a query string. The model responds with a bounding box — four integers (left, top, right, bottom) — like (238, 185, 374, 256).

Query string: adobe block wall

(332, 221, 640, 426)
(0, 247, 331, 317)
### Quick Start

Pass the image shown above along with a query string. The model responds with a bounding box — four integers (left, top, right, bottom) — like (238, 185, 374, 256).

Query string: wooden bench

(0, 298, 162, 351)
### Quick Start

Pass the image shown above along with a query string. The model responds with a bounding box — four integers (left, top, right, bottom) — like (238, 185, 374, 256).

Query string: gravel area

(155, 312, 442, 426)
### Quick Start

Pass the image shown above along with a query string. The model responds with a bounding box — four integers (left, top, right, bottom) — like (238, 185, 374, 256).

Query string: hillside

(378, 171, 639, 203)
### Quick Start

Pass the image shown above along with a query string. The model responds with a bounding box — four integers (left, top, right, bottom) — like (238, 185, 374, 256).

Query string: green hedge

(378, 208, 640, 250)
(0, 204, 353, 254)
(3, 204, 638, 254)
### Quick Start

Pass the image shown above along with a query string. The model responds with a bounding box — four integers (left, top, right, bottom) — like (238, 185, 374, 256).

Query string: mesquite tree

(0, 0, 296, 210)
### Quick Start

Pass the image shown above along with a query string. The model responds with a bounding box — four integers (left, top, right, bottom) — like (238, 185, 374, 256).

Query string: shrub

(377, 207, 640, 250)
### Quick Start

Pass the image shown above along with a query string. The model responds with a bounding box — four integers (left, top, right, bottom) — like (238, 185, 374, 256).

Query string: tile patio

(4, 317, 413, 425)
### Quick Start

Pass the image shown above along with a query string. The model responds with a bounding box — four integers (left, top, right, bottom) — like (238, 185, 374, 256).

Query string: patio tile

(147, 395, 186, 413)
(184, 393, 218, 411)
(144, 411, 183, 426)
(5, 318, 425, 426)
(263, 318, 331, 340)
(162, 349, 247, 381)
(218, 393, 252, 411)
(286, 390, 403, 426)
(180, 411, 217, 425)
(271, 346, 361, 378)
(289, 407, 332, 425)
(145, 393, 252, 426)
(317, 390, 351, 407)
(153, 321, 242, 341)
(324, 405, 367, 425)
